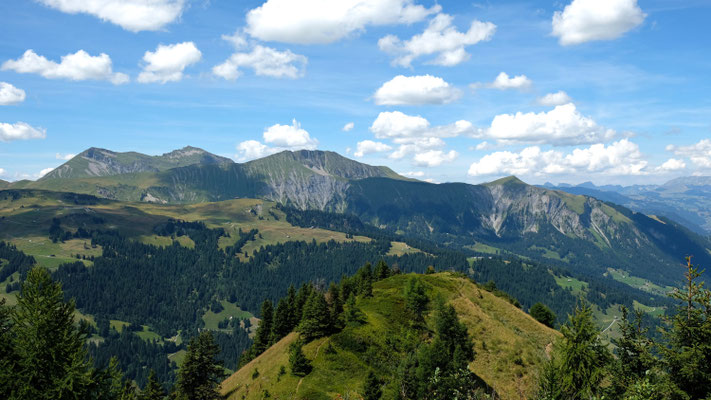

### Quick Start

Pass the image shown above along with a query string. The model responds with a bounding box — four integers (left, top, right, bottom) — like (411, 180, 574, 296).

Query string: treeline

(0, 266, 226, 400)
(538, 257, 711, 399)
(0, 241, 35, 282)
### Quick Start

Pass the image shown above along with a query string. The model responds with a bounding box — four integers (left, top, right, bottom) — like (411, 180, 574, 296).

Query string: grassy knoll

(221, 273, 559, 400)
(553, 274, 588, 297)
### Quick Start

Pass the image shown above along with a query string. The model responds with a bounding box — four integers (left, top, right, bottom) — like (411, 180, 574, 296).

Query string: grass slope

(220, 273, 559, 400)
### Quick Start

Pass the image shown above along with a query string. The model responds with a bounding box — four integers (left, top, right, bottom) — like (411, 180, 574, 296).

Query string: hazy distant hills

(545, 177, 711, 235)
(7, 147, 711, 286)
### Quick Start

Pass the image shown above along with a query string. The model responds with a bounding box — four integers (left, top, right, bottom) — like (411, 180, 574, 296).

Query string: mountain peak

(484, 176, 526, 186)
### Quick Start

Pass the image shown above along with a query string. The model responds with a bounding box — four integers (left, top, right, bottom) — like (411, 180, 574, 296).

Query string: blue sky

(0, 0, 709, 185)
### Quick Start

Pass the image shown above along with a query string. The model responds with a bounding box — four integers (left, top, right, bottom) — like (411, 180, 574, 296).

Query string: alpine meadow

(1, 0, 711, 399)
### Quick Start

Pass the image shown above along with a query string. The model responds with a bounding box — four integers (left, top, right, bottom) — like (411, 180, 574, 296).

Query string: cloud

(485, 72, 532, 91)
(481, 103, 616, 146)
(370, 111, 473, 141)
(0, 168, 5, 177)
(537, 91, 572, 106)
(39, 167, 55, 177)
(401, 171, 424, 177)
(36, 0, 185, 32)
(138, 42, 201, 84)
(413, 150, 458, 167)
(373, 75, 461, 105)
(656, 158, 686, 172)
(0, 82, 26, 105)
(213, 45, 307, 80)
(552, 0, 646, 45)
(368, 111, 469, 165)
(56, 153, 76, 160)
(342, 122, 354, 132)
(468, 139, 648, 177)
(379, 13, 495, 67)
(245, 0, 440, 44)
(354, 140, 392, 157)
(0, 122, 46, 142)
(2, 49, 128, 84)
(667, 139, 711, 168)
(236, 119, 318, 161)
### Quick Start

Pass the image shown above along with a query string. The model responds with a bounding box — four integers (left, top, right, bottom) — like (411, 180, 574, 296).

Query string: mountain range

(544, 177, 711, 235)
(6, 146, 711, 287)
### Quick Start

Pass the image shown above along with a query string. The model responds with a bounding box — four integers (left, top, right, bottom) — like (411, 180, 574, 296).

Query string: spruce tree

(530, 302, 556, 328)
(252, 299, 274, 353)
(610, 306, 656, 395)
(662, 256, 711, 399)
(0, 298, 16, 399)
(11, 266, 94, 400)
(363, 371, 382, 400)
(374, 260, 390, 280)
(176, 331, 224, 400)
(344, 293, 365, 325)
(327, 282, 343, 330)
(288, 340, 312, 376)
(285, 285, 298, 330)
(357, 263, 374, 297)
(404, 277, 428, 321)
(140, 370, 165, 400)
(299, 290, 332, 340)
(271, 298, 292, 343)
(557, 301, 610, 399)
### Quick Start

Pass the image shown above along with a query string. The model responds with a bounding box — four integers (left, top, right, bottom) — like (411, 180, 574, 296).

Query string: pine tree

(285, 285, 298, 330)
(557, 301, 611, 399)
(404, 277, 428, 321)
(252, 299, 274, 353)
(140, 370, 165, 400)
(326, 282, 343, 330)
(357, 263, 373, 297)
(0, 298, 16, 399)
(11, 266, 94, 400)
(374, 260, 390, 280)
(610, 306, 656, 395)
(271, 298, 292, 343)
(299, 290, 332, 340)
(530, 302, 556, 328)
(344, 292, 365, 325)
(289, 340, 312, 376)
(176, 331, 224, 400)
(363, 371, 382, 400)
(662, 256, 711, 399)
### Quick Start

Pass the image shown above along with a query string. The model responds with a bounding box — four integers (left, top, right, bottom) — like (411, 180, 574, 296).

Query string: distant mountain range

(6, 146, 710, 287)
(544, 177, 711, 235)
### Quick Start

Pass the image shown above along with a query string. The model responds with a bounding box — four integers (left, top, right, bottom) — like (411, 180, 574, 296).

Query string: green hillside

(221, 273, 559, 400)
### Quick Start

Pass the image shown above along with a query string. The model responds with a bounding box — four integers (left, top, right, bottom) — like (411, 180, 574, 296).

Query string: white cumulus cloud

(213, 45, 307, 80)
(354, 140, 392, 157)
(552, 0, 646, 46)
(56, 153, 76, 160)
(374, 75, 461, 105)
(667, 139, 711, 169)
(379, 13, 495, 67)
(39, 167, 55, 177)
(36, 0, 186, 32)
(0, 82, 26, 105)
(0, 168, 5, 177)
(537, 91, 572, 106)
(138, 42, 201, 84)
(481, 103, 616, 146)
(656, 158, 686, 172)
(486, 72, 532, 91)
(370, 111, 472, 141)
(245, 0, 440, 44)
(413, 150, 458, 167)
(2, 49, 128, 84)
(342, 122, 355, 132)
(236, 119, 319, 161)
(0, 122, 46, 142)
(468, 139, 648, 177)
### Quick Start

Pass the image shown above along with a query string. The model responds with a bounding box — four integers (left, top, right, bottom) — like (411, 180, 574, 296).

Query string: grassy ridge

(220, 273, 559, 400)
